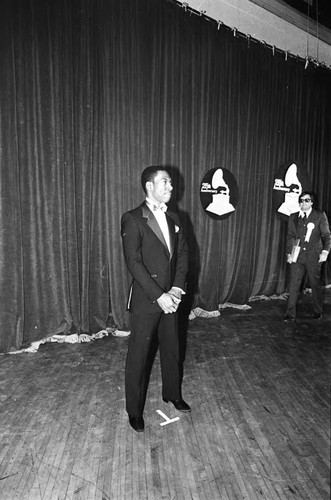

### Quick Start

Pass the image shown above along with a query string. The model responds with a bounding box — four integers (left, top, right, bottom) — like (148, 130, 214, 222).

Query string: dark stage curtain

(0, 0, 330, 352)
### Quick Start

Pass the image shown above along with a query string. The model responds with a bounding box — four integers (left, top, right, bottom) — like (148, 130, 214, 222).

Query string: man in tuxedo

(121, 166, 190, 432)
(284, 191, 331, 322)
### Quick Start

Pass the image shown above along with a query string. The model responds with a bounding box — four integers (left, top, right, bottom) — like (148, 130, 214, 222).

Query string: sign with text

(200, 168, 239, 220)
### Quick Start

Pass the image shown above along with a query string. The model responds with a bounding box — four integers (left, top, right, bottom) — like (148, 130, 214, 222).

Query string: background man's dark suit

(121, 202, 188, 418)
(286, 208, 331, 318)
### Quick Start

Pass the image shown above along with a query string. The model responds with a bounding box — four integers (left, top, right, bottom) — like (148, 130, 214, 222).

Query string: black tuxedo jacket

(286, 209, 331, 259)
(121, 202, 188, 313)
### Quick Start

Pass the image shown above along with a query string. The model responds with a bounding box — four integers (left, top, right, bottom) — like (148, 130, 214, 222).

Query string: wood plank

(0, 291, 329, 500)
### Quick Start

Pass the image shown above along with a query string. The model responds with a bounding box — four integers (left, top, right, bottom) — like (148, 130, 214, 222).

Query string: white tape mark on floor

(156, 409, 180, 426)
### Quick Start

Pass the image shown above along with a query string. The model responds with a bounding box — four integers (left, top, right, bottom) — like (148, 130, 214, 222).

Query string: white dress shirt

(146, 198, 186, 297)
(299, 208, 312, 218)
(146, 198, 171, 251)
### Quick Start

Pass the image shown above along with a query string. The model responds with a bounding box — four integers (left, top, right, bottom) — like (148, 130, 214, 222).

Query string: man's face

(146, 170, 173, 205)
(299, 195, 313, 212)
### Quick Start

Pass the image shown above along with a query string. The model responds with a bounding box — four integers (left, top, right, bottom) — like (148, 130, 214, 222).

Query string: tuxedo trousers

(125, 310, 181, 417)
(286, 252, 323, 317)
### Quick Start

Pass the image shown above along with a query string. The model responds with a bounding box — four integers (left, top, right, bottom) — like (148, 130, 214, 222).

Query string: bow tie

(152, 203, 167, 213)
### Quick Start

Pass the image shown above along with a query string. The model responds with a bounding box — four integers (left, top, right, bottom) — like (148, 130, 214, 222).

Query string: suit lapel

(293, 213, 299, 232)
(166, 214, 175, 258)
(141, 203, 171, 257)
(306, 208, 315, 222)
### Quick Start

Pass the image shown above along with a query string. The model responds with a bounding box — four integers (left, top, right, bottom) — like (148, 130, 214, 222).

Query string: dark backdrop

(0, 0, 330, 352)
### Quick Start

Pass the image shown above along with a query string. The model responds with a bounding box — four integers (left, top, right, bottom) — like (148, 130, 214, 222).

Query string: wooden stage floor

(0, 291, 330, 499)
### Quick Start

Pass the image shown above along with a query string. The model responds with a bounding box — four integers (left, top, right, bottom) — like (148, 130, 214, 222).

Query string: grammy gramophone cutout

(272, 162, 311, 219)
(200, 168, 239, 220)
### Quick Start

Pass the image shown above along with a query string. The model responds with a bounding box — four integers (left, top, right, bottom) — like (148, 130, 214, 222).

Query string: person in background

(121, 166, 190, 432)
(284, 191, 331, 322)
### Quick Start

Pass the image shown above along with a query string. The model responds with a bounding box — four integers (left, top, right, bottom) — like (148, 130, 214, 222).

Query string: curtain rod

(169, 0, 330, 70)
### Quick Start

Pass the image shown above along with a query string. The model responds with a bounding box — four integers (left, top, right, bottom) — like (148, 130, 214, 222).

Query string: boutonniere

(305, 222, 315, 242)
(175, 225, 180, 233)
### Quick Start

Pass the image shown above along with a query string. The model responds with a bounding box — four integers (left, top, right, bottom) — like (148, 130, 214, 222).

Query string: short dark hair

(299, 191, 314, 203)
(141, 166, 169, 194)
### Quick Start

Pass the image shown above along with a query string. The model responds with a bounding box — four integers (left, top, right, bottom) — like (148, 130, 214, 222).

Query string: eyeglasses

(299, 198, 311, 203)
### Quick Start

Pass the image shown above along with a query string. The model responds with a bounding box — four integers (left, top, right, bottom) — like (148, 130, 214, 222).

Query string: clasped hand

(318, 251, 328, 263)
(157, 289, 182, 314)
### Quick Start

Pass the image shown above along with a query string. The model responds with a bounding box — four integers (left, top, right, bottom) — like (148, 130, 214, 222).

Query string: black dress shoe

(163, 398, 191, 413)
(313, 313, 322, 320)
(129, 416, 145, 432)
(284, 315, 295, 322)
